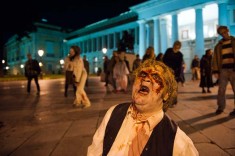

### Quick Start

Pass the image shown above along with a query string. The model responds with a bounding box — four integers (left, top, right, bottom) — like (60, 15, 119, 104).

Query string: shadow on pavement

(184, 94, 233, 101)
(178, 112, 235, 134)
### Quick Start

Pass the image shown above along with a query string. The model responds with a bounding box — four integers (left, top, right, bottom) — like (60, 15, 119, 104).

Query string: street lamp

(60, 59, 64, 65)
(39, 62, 43, 67)
(2, 60, 5, 64)
(20, 64, 24, 75)
(102, 48, 107, 54)
(38, 50, 44, 75)
(38, 50, 44, 57)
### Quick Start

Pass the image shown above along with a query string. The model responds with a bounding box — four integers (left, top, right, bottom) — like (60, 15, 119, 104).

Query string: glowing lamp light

(94, 67, 98, 73)
(94, 57, 98, 62)
(38, 50, 44, 57)
(2, 60, 5, 64)
(102, 48, 107, 54)
(6, 66, 9, 70)
(60, 59, 64, 65)
(20, 64, 24, 68)
(39, 62, 43, 67)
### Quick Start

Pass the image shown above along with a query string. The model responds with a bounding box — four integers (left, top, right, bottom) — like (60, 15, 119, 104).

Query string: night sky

(0, 0, 147, 59)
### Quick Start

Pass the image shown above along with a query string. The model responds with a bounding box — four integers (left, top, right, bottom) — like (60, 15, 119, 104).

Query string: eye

(138, 71, 147, 77)
(151, 73, 162, 82)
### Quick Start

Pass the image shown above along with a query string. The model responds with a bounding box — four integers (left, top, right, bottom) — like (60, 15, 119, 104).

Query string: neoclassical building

(5, 0, 235, 75)
(65, 0, 235, 73)
(5, 22, 68, 75)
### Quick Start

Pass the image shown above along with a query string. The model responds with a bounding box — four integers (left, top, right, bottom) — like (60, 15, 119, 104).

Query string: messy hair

(217, 25, 228, 34)
(132, 59, 177, 111)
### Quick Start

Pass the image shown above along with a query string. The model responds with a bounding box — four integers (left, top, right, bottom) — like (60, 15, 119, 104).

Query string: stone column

(138, 20, 146, 58)
(146, 23, 150, 48)
(96, 37, 99, 52)
(218, 0, 228, 26)
(195, 6, 205, 58)
(171, 13, 179, 44)
(107, 34, 110, 49)
(153, 17, 160, 54)
(160, 18, 168, 53)
(113, 33, 116, 50)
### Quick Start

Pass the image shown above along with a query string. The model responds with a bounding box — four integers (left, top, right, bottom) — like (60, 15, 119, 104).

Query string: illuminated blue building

(5, 0, 235, 75)
(5, 22, 68, 75)
(64, 0, 235, 73)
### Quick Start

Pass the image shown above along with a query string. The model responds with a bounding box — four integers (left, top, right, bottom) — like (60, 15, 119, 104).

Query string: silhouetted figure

(118, 31, 134, 52)
(64, 49, 77, 97)
(132, 54, 141, 71)
(142, 46, 156, 63)
(191, 55, 200, 80)
(103, 56, 110, 86)
(163, 41, 183, 106)
(83, 55, 89, 87)
(156, 53, 164, 61)
(200, 49, 214, 93)
(25, 53, 41, 95)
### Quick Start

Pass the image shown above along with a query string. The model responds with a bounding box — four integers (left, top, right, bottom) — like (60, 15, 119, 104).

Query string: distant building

(5, 0, 235, 75)
(4, 22, 68, 75)
(64, 0, 235, 73)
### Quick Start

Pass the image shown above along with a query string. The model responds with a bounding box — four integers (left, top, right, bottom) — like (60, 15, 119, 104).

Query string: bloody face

(132, 66, 164, 113)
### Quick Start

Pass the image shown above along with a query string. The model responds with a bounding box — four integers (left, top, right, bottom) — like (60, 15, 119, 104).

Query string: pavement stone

(0, 75, 234, 156)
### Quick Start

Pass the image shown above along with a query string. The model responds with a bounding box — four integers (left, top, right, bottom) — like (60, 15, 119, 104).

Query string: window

(181, 30, 189, 39)
(109, 34, 114, 49)
(46, 41, 54, 57)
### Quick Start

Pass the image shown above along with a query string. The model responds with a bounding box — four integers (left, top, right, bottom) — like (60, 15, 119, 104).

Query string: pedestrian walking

(107, 51, 118, 92)
(24, 53, 41, 95)
(83, 55, 89, 87)
(113, 56, 129, 93)
(71, 46, 91, 108)
(191, 55, 200, 80)
(103, 56, 110, 86)
(163, 40, 183, 106)
(64, 49, 77, 97)
(156, 52, 164, 61)
(132, 54, 141, 71)
(212, 25, 235, 116)
(199, 49, 214, 93)
(142, 46, 155, 63)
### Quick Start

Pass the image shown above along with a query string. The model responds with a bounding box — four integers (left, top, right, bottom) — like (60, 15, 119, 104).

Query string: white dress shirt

(87, 104, 199, 156)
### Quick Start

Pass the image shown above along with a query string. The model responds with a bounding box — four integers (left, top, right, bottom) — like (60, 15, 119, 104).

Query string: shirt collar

(127, 105, 164, 131)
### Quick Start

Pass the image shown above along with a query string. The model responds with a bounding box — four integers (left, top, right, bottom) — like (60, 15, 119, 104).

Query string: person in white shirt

(87, 59, 199, 156)
(70, 46, 91, 108)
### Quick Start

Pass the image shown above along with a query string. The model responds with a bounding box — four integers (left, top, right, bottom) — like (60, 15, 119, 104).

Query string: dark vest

(103, 103, 178, 156)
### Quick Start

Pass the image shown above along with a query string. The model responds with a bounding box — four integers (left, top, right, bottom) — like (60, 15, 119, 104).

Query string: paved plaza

(0, 75, 234, 156)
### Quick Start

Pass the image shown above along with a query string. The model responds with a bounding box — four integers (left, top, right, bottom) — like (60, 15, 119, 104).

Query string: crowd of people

(23, 25, 235, 155)
(24, 25, 235, 117)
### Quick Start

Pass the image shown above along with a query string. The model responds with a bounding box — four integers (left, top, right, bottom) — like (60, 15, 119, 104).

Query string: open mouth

(138, 85, 149, 95)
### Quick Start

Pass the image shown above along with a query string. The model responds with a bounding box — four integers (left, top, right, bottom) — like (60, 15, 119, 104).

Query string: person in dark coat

(103, 56, 110, 86)
(83, 55, 90, 87)
(199, 49, 214, 93)
(163, 40, 183, 105)
(24, 53, 41, 95)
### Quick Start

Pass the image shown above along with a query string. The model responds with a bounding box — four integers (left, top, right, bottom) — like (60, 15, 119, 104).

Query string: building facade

(5, 0, 235, 75)
(5, 22, 68, 75)
(64, 0, 235, 73)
